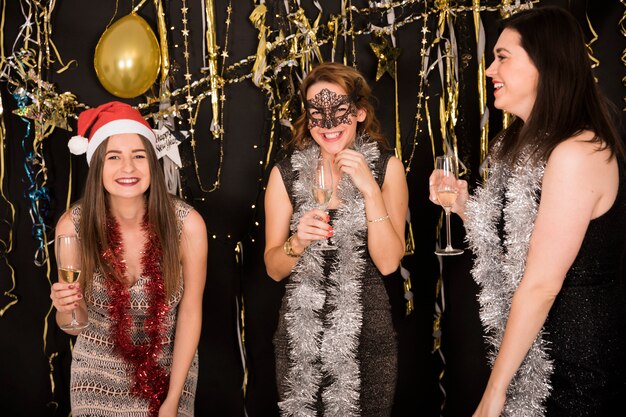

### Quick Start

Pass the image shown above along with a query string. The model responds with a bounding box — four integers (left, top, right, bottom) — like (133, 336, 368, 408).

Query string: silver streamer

(465, 148, 553, 417)
(279, 135, 380, 417)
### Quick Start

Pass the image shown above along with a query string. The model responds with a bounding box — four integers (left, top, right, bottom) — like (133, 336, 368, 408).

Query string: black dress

(273, 148, 398, 416)
(543, 162, 626, 416)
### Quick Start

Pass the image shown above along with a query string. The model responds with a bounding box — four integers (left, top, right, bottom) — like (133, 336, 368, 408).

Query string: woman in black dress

(264, 62, 408, 416)
(429, 6, 626, 417)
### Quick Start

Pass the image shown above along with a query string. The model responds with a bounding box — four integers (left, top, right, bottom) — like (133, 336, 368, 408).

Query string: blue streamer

(14, 92, 52, 266)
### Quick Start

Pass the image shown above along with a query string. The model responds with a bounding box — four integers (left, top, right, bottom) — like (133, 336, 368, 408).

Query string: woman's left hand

(335, 148, 377, 195)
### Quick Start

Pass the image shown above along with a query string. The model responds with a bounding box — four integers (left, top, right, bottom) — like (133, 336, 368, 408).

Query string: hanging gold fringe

(618, 0, 626, 111)
(154, 0, 170, 84)
(474, 0, 489, 179)
(0, 101, 18, 317)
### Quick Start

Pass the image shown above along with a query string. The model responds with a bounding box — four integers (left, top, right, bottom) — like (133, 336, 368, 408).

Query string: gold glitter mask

(305, 88, 358, 129)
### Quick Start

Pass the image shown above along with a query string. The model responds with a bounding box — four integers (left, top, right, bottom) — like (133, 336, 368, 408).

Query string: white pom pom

(68, 135, 89, 155)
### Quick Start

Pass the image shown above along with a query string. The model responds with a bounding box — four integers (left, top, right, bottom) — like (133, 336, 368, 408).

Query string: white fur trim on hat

(85, 119, 157, 165)
(68, 135, 89, 155)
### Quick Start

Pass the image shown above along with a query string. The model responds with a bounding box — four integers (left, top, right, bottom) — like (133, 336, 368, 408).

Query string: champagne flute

(56, 234, 89, 330)
(311, 157, 336, 250)
(434, 155, 464, 256)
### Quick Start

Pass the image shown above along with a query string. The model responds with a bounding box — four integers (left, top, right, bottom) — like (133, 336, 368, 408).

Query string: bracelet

(367, 214, 390, 223)
(283, 235, 303, 258)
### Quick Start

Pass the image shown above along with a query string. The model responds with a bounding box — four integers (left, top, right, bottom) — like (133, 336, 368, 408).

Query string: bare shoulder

(382, 155, 408, 204)
(267, 165, 285, 188)
(548, 131, 614, 173)
(182, 209, 207, 238)
(545, 131, 618, 217)
(266, 165, 289, 201)
(384, 155, 406, 179)
(55, 209, 76, 236)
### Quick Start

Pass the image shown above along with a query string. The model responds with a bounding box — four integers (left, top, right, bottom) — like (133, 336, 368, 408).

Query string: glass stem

(71, 309, 78, 325)
(445, 208, 453, 250)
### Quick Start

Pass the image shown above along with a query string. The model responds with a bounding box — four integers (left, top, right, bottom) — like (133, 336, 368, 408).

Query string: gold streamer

(585, 12, 600, 70)
(65, 156, 73, 210)
(403, 9, 429, 173)
(0, 106, 18, 317)
(293, 7, 324, 72)
(346, 0, 357, 66)
(328, 15, 340, 62)
(394, 60, 402, 160)
(474, 0, 489, 178)
(621, 1, 626, 110)
(426, 100, 436, 164)
(204, 0, 222, 138)
(154, 0, 170, 83)
(0, 0, 5, 72)
(47, 351, 59, 402)
(402, 269, 414, 316)
(432, 271, 443, 353)
(503, 111, 511, 129)
(250, 3, 268, 88)
(235, 241, 248, 398)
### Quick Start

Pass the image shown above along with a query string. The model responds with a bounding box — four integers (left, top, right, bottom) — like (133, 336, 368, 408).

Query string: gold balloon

(94, 13, 161, 98)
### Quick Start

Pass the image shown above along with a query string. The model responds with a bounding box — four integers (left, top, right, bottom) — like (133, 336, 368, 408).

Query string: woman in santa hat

(50, 101, 207, 417)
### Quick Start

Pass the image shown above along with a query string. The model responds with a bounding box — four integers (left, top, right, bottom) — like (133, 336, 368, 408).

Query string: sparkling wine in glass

(311, 157, 336, 250)
(56, 234, 89, 330)
(434, 155, 464, 256)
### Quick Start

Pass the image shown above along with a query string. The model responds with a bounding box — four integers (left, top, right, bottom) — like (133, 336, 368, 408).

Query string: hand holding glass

(434, 156, 464, 256)
(56, 235, 89, 330)
(311, 157, 336, 251)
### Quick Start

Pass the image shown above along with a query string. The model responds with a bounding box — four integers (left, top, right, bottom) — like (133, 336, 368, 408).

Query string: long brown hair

(290, 62, 388, 150)
(492, 6, 626, 166)
(78, 135, 181, 300)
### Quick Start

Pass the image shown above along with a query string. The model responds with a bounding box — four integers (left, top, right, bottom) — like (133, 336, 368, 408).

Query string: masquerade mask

(305, 88, 358, 129)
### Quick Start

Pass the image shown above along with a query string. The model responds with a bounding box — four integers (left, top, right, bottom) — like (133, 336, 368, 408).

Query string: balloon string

(105, 0, 120, 30)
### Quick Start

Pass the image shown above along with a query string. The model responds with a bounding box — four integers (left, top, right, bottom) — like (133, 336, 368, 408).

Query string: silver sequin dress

(68, 200, 198, 416)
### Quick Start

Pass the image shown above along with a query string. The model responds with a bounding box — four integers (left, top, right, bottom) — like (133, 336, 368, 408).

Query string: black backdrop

(0, 1, 623, 416)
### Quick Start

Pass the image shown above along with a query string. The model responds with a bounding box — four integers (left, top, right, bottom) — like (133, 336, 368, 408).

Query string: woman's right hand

(50, 282, 82, 313)
(291, 208, 334, 252)
(428, 171, 469, 221)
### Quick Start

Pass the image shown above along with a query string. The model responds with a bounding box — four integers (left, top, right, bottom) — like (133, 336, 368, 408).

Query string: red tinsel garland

(101, 213, 170, 416)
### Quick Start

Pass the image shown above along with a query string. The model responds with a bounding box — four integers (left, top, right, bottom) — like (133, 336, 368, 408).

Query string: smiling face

(102, 133, 151, 202)
(486, 28, 539, 122)
(305, 81, 366, 158)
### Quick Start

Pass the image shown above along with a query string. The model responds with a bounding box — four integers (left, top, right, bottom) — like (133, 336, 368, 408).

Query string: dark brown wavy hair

(289, 62, 388, 150)
(492, 6, 625, 165)
(77, 135, 181, 300)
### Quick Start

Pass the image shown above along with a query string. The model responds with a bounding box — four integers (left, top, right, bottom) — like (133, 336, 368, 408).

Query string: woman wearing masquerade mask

(264, 62, 408, 415)
(429, 7, 626, 417)
(50, 102, 207, 417)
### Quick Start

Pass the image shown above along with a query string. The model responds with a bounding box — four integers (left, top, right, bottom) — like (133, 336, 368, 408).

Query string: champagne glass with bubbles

(56, 235, 89, 330)
(311, 157, 336, 250)
(434, 155, 464, 256)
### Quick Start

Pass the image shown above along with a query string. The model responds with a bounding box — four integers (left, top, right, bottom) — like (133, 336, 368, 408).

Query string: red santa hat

(68, 101, 156, 165)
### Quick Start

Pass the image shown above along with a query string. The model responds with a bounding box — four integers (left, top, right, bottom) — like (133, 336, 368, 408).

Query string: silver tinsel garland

(278, 136, 380, 417)
(465, 151, 553, 417)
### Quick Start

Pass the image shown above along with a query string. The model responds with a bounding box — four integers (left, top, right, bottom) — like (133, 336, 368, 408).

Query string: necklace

(101, 212, 170, 417)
